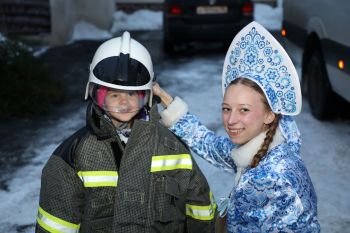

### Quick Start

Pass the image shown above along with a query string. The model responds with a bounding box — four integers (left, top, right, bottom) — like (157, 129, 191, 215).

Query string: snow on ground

(0, 109, 86, 232)
(296, 105, 350, 232)
(0, 32, 6, 42)
(69, 9, 162, 43)
(111, 9, 162, 34)
(70, 21, 112, 42)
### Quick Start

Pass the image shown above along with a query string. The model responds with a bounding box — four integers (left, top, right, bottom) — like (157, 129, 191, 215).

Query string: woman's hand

(152, 82, 163, 97)
(152, 82, 173, 108)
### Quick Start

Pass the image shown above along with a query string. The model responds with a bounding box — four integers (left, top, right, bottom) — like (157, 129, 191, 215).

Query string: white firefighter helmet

(85, 31, 154, 112)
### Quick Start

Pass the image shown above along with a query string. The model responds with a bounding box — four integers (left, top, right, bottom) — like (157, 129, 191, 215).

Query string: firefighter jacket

(35, 103, 216, 233)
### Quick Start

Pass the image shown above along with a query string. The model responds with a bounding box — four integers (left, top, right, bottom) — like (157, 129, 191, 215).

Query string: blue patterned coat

(169, 113, 320, 233)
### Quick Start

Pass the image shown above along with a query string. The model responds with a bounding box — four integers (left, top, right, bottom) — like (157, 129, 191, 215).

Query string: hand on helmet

(152, 82, 173, 108)
(152, 82, 163, 97)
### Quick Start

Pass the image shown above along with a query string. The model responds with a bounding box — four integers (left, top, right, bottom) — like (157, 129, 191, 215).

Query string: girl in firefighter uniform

(36, 32, 216, 233)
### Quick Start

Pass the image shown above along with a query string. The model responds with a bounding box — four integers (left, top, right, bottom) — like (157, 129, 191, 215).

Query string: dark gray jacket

(36, 103, 216, 233)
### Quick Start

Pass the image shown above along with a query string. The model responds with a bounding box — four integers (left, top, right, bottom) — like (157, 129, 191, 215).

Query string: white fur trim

(159, 96, 188, 128)
(231, 127, 284, 185)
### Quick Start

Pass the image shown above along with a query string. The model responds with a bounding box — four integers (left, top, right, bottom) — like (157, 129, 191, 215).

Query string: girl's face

(104, 89, 141, 126)
(222, 84, 275, 145)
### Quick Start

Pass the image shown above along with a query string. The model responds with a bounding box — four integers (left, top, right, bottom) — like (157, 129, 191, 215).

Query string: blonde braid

(250, 115, 280, 168)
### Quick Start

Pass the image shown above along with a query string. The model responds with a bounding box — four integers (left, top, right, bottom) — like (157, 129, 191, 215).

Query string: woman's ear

(264, 111, 276, 125)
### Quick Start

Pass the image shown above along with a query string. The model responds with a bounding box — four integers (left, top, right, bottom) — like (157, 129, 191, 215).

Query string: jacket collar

(231, 127, 284, 185)
(86, 102, 157, 140)
(86, 103, 116, 140)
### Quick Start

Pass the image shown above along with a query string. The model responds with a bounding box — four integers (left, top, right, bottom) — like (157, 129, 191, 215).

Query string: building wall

(0, 1, 51, 35)
(50, 0, 75, 45)
(50, 0, 115, 45)
(76, 0, 115, 29)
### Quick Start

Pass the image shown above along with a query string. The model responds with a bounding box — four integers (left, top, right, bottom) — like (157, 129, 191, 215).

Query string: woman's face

(222, 84, 275, 145)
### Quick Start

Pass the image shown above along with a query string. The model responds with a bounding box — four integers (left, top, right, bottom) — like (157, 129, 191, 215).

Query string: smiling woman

(153, 21, 320, 233)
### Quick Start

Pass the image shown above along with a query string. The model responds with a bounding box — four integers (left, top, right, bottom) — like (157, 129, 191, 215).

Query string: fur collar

(231, 127, 284, 185)
(160, 96, 188, 128)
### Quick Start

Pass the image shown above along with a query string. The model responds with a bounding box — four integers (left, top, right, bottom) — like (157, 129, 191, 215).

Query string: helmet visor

(90, 84, 147, 113)
(92, 56, 151, 87)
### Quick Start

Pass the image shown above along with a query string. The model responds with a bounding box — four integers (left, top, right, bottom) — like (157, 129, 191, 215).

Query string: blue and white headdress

(222, 21, 302, 115)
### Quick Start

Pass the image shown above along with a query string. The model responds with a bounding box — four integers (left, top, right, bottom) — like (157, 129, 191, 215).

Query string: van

(282, 0, 350, 119)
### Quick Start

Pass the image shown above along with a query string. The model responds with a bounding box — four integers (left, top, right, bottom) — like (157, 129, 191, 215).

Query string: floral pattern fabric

(222, 22, 302, 116)
(170, 113, 320, 232)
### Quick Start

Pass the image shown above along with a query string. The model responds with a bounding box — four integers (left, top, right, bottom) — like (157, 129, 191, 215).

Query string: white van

(281, 0, 350, 120)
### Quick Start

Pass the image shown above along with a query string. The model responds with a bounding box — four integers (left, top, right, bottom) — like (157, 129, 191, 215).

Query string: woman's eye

(222, 107, 230, 112)
(240, 108, 249, 113)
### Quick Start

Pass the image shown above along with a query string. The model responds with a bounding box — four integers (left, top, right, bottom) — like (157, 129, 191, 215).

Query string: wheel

(306, 49, 336, 120)
(301, 64, 308, 96)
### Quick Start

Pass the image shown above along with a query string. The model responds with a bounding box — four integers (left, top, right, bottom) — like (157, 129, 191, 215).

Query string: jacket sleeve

(184, 157, 217, 233)
(159, 96, 236, 172)
(171, 112, 236, 172)
(35, 155, 84, 233)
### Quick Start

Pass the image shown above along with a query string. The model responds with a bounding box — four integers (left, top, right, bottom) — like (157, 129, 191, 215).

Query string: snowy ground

(1, 1, 350, 232)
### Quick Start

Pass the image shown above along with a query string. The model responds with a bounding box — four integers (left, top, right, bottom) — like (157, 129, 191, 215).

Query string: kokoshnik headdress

(222, 21, 302, 116)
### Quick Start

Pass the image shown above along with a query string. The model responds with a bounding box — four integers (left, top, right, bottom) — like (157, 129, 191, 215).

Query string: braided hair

(250, 114, 280, 168)
(228, 78, 281, 168)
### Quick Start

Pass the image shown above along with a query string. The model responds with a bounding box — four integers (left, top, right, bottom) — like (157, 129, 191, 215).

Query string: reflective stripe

(186, 192, 217, 221)
(150, 154, 192, 172)
(37, 206, 80, 233)
(77, 171, 118, 187)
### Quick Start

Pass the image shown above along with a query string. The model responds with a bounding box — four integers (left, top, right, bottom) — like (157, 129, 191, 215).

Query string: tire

(306, 49, 336, 120)
(301, 65, 308, 96)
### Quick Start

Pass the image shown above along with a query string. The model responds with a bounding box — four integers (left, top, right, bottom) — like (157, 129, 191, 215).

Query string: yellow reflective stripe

(209, 192, 216, 208)
(37, 206, 80, 233)
(77, 171, 118, 187)
(150, 154, 192, 172)
(186, 204, 215, 221)
(186, 192, 217, 221)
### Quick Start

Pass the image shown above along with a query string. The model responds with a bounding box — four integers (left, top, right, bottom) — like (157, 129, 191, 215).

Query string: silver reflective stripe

(37, 206, 80, 233)
(77, 171, 118, 187)
(150, 154, 192, 172)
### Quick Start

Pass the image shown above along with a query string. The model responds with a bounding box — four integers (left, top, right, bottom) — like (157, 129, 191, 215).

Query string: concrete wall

(50, 0, 115, 45)
(50, 0, 75, 45)
(76, 0, 115, 29)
